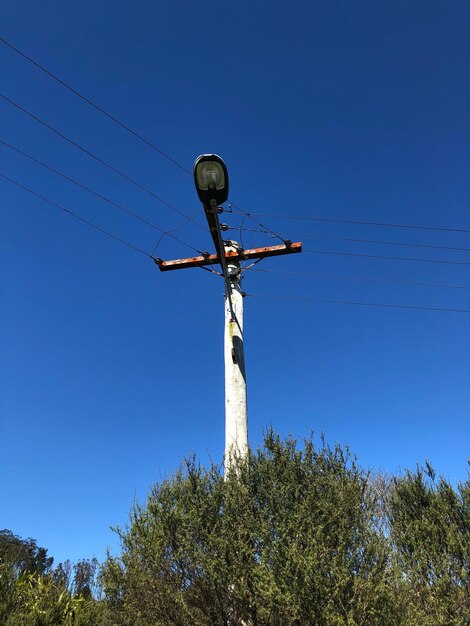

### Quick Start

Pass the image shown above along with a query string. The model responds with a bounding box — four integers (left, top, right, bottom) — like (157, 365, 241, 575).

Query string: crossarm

(154, 242, 302, 272)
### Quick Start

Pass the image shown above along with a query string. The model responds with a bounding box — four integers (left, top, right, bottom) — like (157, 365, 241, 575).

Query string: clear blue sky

(1, 0, 469, 566)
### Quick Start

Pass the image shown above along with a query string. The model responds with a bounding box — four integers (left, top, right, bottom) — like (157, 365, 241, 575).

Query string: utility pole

(155, 155, 301, 474)
(223, 240, 247, 472)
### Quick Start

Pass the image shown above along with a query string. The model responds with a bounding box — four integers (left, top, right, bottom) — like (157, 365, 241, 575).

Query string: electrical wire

(238, 214, 246, 251)
(150, 207, 204, 257)
(231, 210, 470, 235)
(0, 34, 304, 248)
(0, 39, 233, 253)
(4, 166, 468, 312)
(246, 293, 470, 314)
(248, 268, 470, 291)
(198, 264, 223, 276)
(241, 258, 266, 273)
(233, 226, 470, 253)
(3, 38, 468, 242)
(1, 172, 151, 257)
(2, 38, 429, 252)
(0, 138, 204, 255)
(227, 201, 288, 244)
(0, 92, 206, 231)
(0, 36, 192, 175)
(304, 248, 470, 267)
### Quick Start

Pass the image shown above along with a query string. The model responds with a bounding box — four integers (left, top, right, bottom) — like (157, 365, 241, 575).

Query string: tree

(0, 530, 54, 624)
(3, 434, 468, 625)
(101, 430, 400, 625)
(0, 531, 107, 626)
(0, 530, 53, 577)
(388, 464, 470, 626)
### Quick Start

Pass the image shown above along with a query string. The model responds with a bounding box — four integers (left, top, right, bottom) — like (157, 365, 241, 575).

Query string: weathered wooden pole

(223, 241, 248, 474)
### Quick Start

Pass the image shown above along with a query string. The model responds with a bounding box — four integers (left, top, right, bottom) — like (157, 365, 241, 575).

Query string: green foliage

(101, 431, 401, 625)
(388, 465, 470, 625)
(2, 568, 109, 626)
(6, 572, 84, 626)
(0, 560, 17, 625)
(3, 433, 469, 625)
(0, 531, 106, 626)
(0, 530, 53, 577)
(0, 530, 54, 625)
(51, 558, 101, 601)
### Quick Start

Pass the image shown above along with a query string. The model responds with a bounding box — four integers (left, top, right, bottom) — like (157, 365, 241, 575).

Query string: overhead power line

(246, 293, 470, 314)
(0, 39, 300, 246)
(304, 248, 470, 267)
(232, 211, 470, 235)
(0, 172, 151, 257)
(0, 92, 206, 231)
(234, 226, 470, 253)
(249, 268, 470, 291)
(226, 204, 288, 245)
(0, 37, 412, 245)
(4, 37, 468, 245)
(0, 36, 192, 175)
(0, 138, 203, 255)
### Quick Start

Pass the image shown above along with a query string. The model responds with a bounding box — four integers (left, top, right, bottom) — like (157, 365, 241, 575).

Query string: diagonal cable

(231, 210, 470, 235)
(304, 248, 470, 267)
(246, 293, 470, 314)
(0, 92, 207, 231)
(0, 36, 192, 175)
(234, 226, 470, 253)
(249, 268, 470, 291)
(1, 172, 151, 257)
(0, 138, 204, 255)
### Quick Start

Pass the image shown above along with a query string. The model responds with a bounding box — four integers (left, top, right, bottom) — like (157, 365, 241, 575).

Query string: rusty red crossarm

(155, 242, 302, 272)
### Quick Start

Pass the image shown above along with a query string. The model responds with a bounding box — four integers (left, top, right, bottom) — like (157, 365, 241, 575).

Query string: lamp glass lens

(196, 162, 225, 190)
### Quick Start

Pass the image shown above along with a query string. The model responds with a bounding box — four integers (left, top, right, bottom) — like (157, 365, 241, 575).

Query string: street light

(193, 154, 229, 207)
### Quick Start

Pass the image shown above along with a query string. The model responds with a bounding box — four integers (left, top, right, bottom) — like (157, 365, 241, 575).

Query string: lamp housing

(194, 154, 229, 206)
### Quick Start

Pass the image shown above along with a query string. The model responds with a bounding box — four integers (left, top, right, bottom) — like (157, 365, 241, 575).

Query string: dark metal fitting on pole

(231, 347, 237, 364)
(284, 239, 292, 248)
(202, 251, 210, 258)
(153, 257, 163, 266)
(235, 246, 246, 259)
(220, 223, 229, 231)
(241, 291, 247, 297)
(217, 206, 224, 214)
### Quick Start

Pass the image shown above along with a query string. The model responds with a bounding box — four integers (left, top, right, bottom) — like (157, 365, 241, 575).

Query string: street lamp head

(194, 154, 229, 206)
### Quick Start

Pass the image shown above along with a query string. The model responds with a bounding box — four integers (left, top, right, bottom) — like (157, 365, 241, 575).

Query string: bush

(101, 431, 402, 625)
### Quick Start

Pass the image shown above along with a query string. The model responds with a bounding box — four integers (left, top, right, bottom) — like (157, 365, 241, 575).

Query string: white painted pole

(224, 241, 248, 474)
